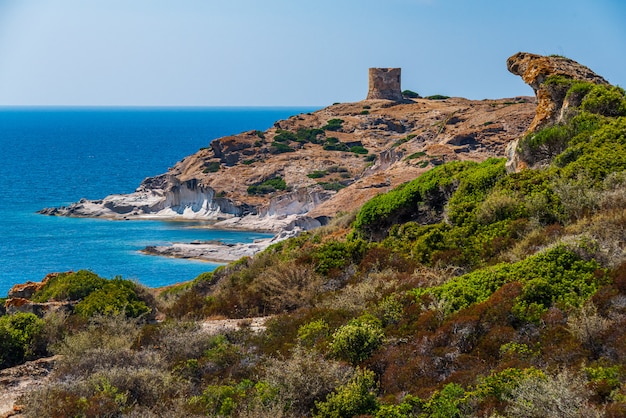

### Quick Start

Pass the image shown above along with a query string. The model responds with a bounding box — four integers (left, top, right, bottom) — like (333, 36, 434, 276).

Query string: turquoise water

(0, 107, 317, 297)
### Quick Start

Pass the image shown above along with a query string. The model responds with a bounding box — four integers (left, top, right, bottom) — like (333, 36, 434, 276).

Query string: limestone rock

(507, 52, 608, 132)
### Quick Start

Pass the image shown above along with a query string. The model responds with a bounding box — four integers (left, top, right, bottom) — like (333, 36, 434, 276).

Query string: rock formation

(4, 273, 74, 317)
(367, 68, 403, 101)
(507, 52, 608, 132)
(505, 52, 610, 172)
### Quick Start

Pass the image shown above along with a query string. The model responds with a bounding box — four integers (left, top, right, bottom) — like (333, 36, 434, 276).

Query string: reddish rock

(507, 52, 608, 132)
(6, 274, 54, 300)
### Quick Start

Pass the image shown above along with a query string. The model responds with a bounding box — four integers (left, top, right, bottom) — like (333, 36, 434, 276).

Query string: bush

(269, 141, 295, 154)
(322, 118, 344, 131)
(296, 127, 325, 144)
(330, 316, 384, 365)
(273, 129, 297, 143)
(0, 312, 45, 368)
(318, 181, 346, 191)
(74, 278, 151, 318)
(402, 89, 420, 98)
(581, 84, 626, 117)
(412, 245, 604, 317)
(505, 369, 599, 418)
(425, 94, 450, 100)
(203, 161, 220, 173)
(247, 177, 287, 195)
(323, 138, 349, 152)
(32, 270, 107, 302)
(262, 346, 354, 415)
(354, 160, 478, 240)
(350, 145, 369, 155)
(311, 240, 364, 276)
(314, 368, 379, 418)
(518, 124, 572, 167)
(307, 170, 328, 179)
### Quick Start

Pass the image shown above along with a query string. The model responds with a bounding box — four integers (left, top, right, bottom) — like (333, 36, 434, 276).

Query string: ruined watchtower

(367, 68, 402, 101)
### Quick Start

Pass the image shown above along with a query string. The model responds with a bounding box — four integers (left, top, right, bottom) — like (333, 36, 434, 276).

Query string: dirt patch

(201, 316, 270, 335)
(0, 356, 59, 417)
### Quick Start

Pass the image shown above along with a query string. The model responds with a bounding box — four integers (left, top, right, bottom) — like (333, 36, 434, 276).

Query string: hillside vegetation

(2, 64, 626, 417)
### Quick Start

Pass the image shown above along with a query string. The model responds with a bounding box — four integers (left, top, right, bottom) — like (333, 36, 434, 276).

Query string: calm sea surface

(0, 107, 317, 297)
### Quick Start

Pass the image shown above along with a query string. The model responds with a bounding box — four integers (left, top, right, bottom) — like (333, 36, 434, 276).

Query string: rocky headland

(39, 53, 608, 261)
(39, 94, 535, 227)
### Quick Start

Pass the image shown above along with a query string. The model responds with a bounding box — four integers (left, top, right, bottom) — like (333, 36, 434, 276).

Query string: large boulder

(507, 52, 608, 132)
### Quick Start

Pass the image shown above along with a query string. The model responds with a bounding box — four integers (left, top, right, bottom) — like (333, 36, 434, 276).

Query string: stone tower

(367, 68, 402, 101)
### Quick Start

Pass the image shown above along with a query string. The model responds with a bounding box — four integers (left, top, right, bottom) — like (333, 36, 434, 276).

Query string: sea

(0, 107, 318, 297)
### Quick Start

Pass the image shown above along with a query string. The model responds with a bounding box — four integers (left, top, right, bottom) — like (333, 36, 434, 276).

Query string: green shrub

(557, 116, 626, 182)
(311, 239, 364, 276)
(581, 84, 626, 117)
(307, 170, 328, 179)
(190, 379, 253, 416)
(296, 127, 325, 144)
(297, 319, 330, 348)
(354, 160, 478, 240)
(471, 367, 545, 403)
(203, 161, 220, 173)
(422, 383, 466, 418)
(425, 94, 450, 100)
(360, 110, 370, 115)
(350, 145, 368, 154)
(411, 245, 604, 318)
(32, 270, 107, 302)
(314, 368, 379, 418)
(273, 129, 298, 143)
(402, 89, 420, 98)
(518, 124, 571, 166)
(0, 312, 45, 368)
(74, 278, 151, 318)
(247, 177, 287, 195)
(405, 151, 426, 160)
(318, 182, 346, 191)
(322, 118, 344, 131)
(269, 142, 295, 154)
(323, 138, 349, 152)
(330, 316, 384, 365)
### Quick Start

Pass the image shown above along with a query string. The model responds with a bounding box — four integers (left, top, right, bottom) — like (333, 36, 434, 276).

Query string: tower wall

(367, 68, 402, 101)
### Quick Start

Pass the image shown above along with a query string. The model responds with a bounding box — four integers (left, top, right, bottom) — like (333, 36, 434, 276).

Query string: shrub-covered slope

(3, 56, 626, 417)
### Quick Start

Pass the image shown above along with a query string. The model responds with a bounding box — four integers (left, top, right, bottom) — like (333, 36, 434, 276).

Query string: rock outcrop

(4, 274, 74, 317)
(505, 52, 611, 172)
(507, 52, 609, 132)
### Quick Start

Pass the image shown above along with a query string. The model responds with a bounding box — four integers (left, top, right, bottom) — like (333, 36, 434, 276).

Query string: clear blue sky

(0, 0, 624, 106)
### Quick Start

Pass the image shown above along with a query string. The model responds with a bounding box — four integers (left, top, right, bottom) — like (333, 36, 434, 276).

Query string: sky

(0, 0, 624, 107)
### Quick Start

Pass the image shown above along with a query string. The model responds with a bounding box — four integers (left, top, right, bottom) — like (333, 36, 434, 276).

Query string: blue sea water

(0, 107, 317, 297)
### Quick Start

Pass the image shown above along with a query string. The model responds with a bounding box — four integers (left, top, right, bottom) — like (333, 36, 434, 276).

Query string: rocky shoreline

(141, 237, 274, 263)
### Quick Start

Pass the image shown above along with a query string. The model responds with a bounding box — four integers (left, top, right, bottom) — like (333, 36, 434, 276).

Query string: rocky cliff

(40, 67, 538, 232)
(505, 52, 613, 171)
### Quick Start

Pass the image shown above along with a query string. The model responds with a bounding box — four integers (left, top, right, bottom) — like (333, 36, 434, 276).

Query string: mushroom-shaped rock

(507, 52, 608, 132)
